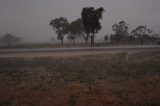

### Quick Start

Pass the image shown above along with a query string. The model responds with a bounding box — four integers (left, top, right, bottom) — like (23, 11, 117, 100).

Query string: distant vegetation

(110, 21, 159, 45)
(0, 33, 21, 46)
(131, 25, 153, 45)
(49, 7, 160, 46)
(1, 7, 160, 48)
(50, 17, 69, 44)
(50, 7, 105, 46)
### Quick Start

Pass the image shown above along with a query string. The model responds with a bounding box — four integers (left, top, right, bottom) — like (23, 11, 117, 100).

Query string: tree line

(108, 21, 159, 45)
(0, 33, 21, 46)
(50, 7, 105, 46)
(50, 7, 160, 46)
(1, 7, 159, 47)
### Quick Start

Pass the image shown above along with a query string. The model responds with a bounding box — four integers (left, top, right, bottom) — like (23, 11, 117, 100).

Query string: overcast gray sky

(0, 0, 160, 42)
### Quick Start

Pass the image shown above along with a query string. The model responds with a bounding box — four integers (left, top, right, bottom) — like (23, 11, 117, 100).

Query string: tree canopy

(111, 21, 129, 43)
(67, 18, 84, 46)
(81, 7, 105, 46)
(131, 25, 152, 45)
(48, 7, 159, 46)
(50, 17, 69, 44)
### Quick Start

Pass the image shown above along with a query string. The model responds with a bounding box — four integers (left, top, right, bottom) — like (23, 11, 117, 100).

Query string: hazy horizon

(0, 0, 160, 42)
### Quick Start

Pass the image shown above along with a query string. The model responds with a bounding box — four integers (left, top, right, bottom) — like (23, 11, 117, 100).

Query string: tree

(81, 7, 105, 46)
(104, 35, 108, 43)
(131, 26, 152, 45)
(68, 18, 84, 46)
(50, 17, 69, 44)
(2, 33, 21, 46)
(111, 21, 129, 43)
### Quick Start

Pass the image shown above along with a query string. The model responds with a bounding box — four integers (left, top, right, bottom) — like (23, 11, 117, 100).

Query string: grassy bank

(0, 51, 160, 106)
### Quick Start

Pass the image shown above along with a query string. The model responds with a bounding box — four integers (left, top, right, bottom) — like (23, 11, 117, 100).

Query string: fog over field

(0, 0, 160, 42)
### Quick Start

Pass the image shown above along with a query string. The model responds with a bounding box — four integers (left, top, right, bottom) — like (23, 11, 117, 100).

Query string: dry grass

(0, 51, 160, 106)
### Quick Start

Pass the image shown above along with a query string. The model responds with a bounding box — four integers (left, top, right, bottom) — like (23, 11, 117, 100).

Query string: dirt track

(0, 49, 160, 58)
(0, 46, 159, 57)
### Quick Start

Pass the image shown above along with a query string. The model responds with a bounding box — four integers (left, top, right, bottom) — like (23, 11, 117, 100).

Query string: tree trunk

(91, 33, 95, 46)
(92, 33, 95, 46)
(84, 33, 89, 44)
(140, 36, 144, 46)
(72, 38, 75, 46)
(61, 39, 64, 45)
(85, 37, 88, 44)
(91, 36, 93, 46)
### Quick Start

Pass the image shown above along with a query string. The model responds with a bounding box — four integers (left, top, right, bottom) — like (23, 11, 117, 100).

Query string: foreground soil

(0, 50, 160, 106)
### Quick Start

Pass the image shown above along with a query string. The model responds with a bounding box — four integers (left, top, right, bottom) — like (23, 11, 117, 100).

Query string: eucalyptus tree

(50, 17, 69, 44)
(81, 7, 105, 46)
(67, 18, 84, 46)
(112, 21, 129, 43)
(131, 25, 152, 45)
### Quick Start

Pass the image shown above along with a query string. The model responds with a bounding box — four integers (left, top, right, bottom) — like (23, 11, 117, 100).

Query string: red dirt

(0, 75, 160, 106)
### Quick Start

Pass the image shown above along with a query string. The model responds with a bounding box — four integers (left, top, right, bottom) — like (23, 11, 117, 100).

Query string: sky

(0, 0, 160, 42)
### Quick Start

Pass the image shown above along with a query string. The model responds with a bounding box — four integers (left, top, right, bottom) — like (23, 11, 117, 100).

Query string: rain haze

(0, 1, 160, 105)
(0, 0, 160, 42)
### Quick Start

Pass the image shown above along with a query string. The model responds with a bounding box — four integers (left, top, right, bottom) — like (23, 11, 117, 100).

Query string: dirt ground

(0, 47, 159, 58)
(0, 50, 160, 106)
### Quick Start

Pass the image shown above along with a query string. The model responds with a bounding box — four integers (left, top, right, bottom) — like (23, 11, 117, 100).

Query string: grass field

(0, 50, 160, 106)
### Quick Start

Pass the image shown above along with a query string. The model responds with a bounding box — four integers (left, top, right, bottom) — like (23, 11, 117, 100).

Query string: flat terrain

(0, 45, 159, 57)
(0, 47, 160, 106)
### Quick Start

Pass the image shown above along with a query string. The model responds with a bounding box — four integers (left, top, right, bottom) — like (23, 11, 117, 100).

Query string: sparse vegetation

(0, 51, 160, 105)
